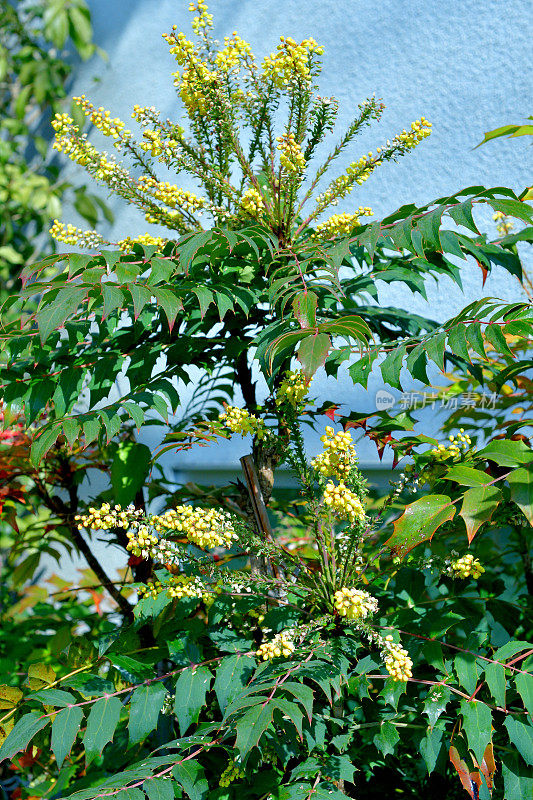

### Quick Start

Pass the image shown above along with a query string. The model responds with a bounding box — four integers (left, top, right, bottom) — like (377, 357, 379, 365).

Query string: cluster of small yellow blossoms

(275, 371, 310, 408)
(116, 234, 168, 253)
(126, 525, 180, 562)
(333, 587, 378, 620)
(162, 25, 216, 116)
(430, 429, 471, 460)
(189, 0, 214, 34)
(493, 211, 514, 236)
(138, 574, 213, 603)
(382, 636, 413, 682)
(262, 36, 324, 88)
(72, 96, 132, 150)
(450, 554, 485, 579)
(311, 426, 357, 479)
(52, 112, 131, 189)
(256, 630, 295, 661)
(218, 406, 266, 439)
(151, 506, 237, 550)
(137, 176, 206, 213)
(76, 503, 143, 531)
(315, 153, 378, 211)
(219, 761, 245, 788)
(314, 208, 373, 239)
(394, 118, 432, 148)
(49, 220, 104, 250)
(323, 482, 365, 524)
(240, 186, 266, 217)
(215, 33, 253, 74)
(276, 133, 306, 174)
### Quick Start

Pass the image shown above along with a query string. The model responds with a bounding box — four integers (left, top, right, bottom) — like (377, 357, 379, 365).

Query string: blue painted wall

(64, 0, 532, 472)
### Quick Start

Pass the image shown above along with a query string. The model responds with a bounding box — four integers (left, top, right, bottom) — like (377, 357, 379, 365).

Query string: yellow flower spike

(383, 639, 413, 682)
(323, 481, 365, 524)
(219, 406, 266, 439)
(256, 630, 295, 661)
(450, 554, 485, 580)
(311, 427, 357, 479)
(333, 587, 378, 620)
(275, 371, 310, 408)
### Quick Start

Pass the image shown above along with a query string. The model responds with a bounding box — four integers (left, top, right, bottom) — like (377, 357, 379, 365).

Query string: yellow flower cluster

(430, 429, 471, 460)
(394, 117, 432, 148)
(256, 630, 295, 661)
(152, 505, 237, 550)
(137, 176, 206, 213)
(311, 426, 357, 479)
(275, 371, 310, 407)
(382, 636, 413, 682)
(240, 186, 266, 217)
(163, 26, 216, 116)
(138, 574, 213, 603)
(323, 481, 365, 524)
(73, 95, 132, 147)
(314, 208, 373, 239)
(333, 587, 378, 620)
(116, 234, 168, 253)
(450, 554, 485, 579)
(76, 503, 143, 531)
(219, 760, 245, 788)
(126, 524, 180, 562)
(262, 36, 324, 88)
(276, 133, 306, 174)
(49, 220, 104, 250)
(218, 406, 266, 439)
(188, 0, 214, 34)
(215, 33, 253, 73)
(493, 211, 514, 236)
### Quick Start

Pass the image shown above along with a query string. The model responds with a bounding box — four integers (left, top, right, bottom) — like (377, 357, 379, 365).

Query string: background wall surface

(61, 0, 532, 477)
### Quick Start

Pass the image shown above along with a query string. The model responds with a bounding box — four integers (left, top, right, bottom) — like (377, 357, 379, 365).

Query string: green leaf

(459, 699, 492, 764)
(447, 325, 470, 362)
(420, 725, 443, 774)
(373, 721, 399, 757)
(192, 286, 214, 318)
(83, 696, 122, 766)
(385, 495, 456, 558)
(297, 333, 331, 379)
(477, 440, 533, 467)
(128, 682, 167, 745)
(424, 330, 447, 371)
(348, 351, 378, 388)
(111, 441, 152, 506)
(459, 485, 501, 543)
(423, 688, 451, 728)
(476, 122, 533, 147)
(128, 284, 153, 320)
(445, 466, 491, 486)
(484, 662, 506, 708)
(30, 424, 62, 466)
(153, 287, 183, 331)
(504, 716, 533, 765)
(235, 703, 274, 757)
(144, 778, 174, 800)
(214, 655, 255, 713)
(0, 712, 50, 763)
(51, 705, 83, 768)
(174, 666, 211, 736)
(36, 286, 86, 344)
(380, 345, 406, 390)
(148, 257, 175, 285)
(172, 760, 209, 800)
(292, 291, 318, 329)
(101, 283, 125, 319)
(282, 682, 314, 723)
(455, 651, 480, 695)
(484, 323, 514, 357)
(28, 690, 76, 708)
(507, 465, 533, 524)
(515, 671, 533, 717)
(501, 751, 533, 800)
